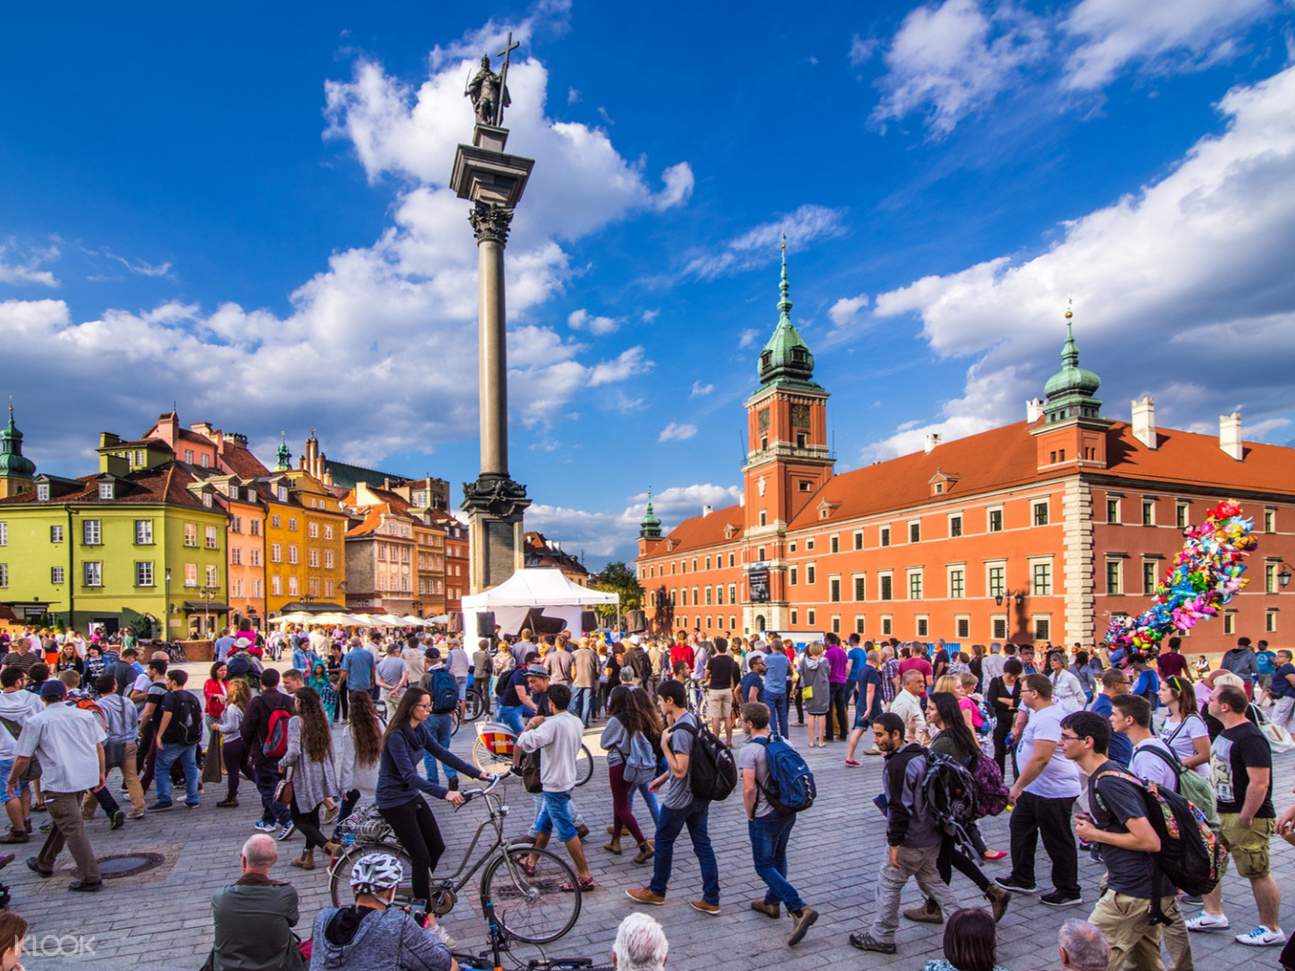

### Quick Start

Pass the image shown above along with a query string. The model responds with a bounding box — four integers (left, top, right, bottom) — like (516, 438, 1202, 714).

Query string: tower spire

(777, 234, 792, 320)
(275, 431, 291, 472)
(1042, 300, 1103, 424)
(639, 486, 663, 540)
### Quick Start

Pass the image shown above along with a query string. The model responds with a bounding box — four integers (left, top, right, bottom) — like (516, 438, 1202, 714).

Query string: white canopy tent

(461, 568, 618, 645)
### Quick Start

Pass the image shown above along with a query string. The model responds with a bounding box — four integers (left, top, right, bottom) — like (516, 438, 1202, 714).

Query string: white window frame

(987, 506, 1004, 533)
(880, 614, 893, 636)
(1265, 609, 1278, 633)
(852, 573, 866, 602)
(948, 512, 963, 538)
(915, 614, 929, 638)
(908, 520, 921, 543)
(992, 615, 1008, 640)
(1031, 499, 1050, 527)
(36, 483, 49, 501)
(1141, 497, 1156, 527)
(1030, 556, 1054, 596)
(98, 481, 114, 500)
(50, 566, 64, 585)
(1105, 557, 1123, 595)
(206, 564, 218, 587)
(829, 575, 841, 603)
(947, 564, 966, 599)
(1032, 614, 1052, 642)
(907, 568, 924, 601)
(185, 562, 197, 587)
(853, 530, 863, 551)
(986, 560, 1006, 599)
(878, 570, 894, 601)
(955, 614, 971, 639)
(84, 561, 103, 587)
(49, 524, 63, 544)
(135, 561, 154, 587)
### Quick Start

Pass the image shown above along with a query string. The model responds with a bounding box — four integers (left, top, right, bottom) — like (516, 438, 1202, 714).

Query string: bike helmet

(348, 853, 404, 896)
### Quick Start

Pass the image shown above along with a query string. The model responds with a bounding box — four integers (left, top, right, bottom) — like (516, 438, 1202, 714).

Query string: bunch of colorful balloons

(1105, 499, 1257, 651)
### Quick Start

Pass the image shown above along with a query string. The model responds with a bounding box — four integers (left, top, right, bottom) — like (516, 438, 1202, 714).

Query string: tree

(591, 561, 644, 623)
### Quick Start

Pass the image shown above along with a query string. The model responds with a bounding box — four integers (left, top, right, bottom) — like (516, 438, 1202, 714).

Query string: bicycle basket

(476, 722, 516, 760)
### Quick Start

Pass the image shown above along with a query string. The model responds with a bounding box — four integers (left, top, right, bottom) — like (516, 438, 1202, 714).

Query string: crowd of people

(0, 621, 1294, 970)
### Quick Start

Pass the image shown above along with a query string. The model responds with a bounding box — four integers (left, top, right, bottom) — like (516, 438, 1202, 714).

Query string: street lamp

(164, 568, 172, 639)
(200, 583, 217, 638)
(1281, 568, 1292, 589)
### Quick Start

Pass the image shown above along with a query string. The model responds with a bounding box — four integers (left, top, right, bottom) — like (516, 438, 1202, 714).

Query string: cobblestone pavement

(12, 707, 1295, 970)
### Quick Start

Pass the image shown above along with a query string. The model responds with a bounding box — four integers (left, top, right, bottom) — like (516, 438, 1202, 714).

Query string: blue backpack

(428, 669, 459, 714)
(753, 735, 816, 814)
(621, 732, 658, 785)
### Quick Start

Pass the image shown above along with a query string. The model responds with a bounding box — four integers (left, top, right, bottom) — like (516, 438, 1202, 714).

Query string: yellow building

(288, 470, 347, 604)
(261, 439, 348, 616)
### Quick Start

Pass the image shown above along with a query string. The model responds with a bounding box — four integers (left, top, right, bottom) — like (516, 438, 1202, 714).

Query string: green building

(0, 434, 228, 637)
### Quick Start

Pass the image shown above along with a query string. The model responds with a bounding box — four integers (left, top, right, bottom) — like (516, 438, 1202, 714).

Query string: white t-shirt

(15, 703, 106, 793)
(1131, 737, 1179, 792)
(1160, 713, 1210, 778)
(1018, 703, 1080, 798)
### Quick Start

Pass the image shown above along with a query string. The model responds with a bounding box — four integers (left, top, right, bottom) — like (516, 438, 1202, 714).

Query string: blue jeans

(155, 742, 200, 805)
(571, 687, 593, 726)
(629, 781, 660, 825)
(497, 704, 525, 735)
(421, 713, 457, 785)
(256, 761, 291, 825)
(763, 693, 789, 739)
(650, 801, 719, 905)
(749, 812, 804, 912)
(533, 789, 579, 842)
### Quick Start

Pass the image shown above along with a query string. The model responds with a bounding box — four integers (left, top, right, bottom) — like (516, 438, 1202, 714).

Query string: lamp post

(1281, 567, 1292, 589)
(164, 568, 172, 639)
(200, 583, 217, 638)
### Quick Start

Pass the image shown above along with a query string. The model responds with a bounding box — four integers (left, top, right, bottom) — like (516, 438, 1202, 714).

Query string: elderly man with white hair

(1056, 919, 1110, 971)
(612, 913, 668, 971)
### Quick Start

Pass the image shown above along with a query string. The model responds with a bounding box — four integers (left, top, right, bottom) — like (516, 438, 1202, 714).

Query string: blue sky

(3, 1, 1295, 567)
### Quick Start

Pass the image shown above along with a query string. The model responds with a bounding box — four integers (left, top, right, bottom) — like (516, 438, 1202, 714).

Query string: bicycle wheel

(464, 688, 484, 722)
(480, 845, 581, 944)
(450, 709, 461, 737)
(329, 842, 415, 908)
(472, 735, 512, 777)
(575, 743, 594, 787)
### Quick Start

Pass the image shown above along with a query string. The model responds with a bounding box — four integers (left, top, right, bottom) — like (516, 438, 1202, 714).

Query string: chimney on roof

(215, 428, 225, 454)
(1026, 398, 1045, 423)
(1219, 412, 1243, 461)
(1131, 395, 1157, 449)
(923, 432, 940, 454)
(702, 504, 713, 516)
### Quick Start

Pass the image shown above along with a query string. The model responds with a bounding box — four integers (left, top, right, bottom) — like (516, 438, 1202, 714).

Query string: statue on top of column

(465, 49, 512, 127)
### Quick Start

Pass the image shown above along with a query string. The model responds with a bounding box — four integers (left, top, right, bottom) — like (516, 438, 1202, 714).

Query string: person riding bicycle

(309, 851, 459, 971)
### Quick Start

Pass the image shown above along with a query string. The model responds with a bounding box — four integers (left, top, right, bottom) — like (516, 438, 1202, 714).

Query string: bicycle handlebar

(458, 771, 506, 803)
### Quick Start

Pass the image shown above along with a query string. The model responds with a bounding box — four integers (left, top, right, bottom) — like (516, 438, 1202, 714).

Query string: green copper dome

(1042, 308, 1103, 424)
(757, 238, 817, 388)
(275, 433, 292, 472)
(0, 402, 36, 477)
(639, 488, 662, 540)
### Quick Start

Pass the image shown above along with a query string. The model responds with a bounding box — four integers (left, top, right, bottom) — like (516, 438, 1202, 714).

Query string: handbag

(202, 730, 224, 783)
(274, 766, 295, 806)
(520, 749, 543, 794)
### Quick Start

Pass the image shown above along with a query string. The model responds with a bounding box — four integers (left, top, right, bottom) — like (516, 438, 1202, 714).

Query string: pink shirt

(958, 695, 984, 729)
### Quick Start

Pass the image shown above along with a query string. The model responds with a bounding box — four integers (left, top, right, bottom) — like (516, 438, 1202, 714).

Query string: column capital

(469, 203, 513, 246)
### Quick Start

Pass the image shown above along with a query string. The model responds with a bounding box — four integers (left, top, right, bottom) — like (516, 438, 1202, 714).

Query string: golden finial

(1064, 297, 1073, 321)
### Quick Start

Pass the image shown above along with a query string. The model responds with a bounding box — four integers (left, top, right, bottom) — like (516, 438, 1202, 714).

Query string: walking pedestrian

(703, 637, 739, 747)
(215, 677, 251, 808)
(149, 669, 203, 811)
(762, 640, 792, 740)
(845, 649, 884, 764)
(600, 688, 659, 864)
(90, 674, 145, 820)
(823, 634, 850, 742)
(798, 643, 830, 748)
(241, 668, 295, 840)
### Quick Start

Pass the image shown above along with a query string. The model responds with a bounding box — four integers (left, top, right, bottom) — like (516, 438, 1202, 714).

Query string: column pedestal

(463, 473, 532, 593)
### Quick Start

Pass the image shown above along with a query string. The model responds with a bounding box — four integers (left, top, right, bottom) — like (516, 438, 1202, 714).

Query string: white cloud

(640, 309, 659, 323)
(849, 34, 879, 67)
(1060, 0, 1273, 92)
(566, 86, 580, 104)
(651, 162, 695, 211)
(0, 241, 59, 288)
(684, 205, 847, 279)
(658, 421, 698, 442)
(690, 380, 715, 397)
(567, 307, 618, 334)
(589, 345, 652, 386)
(828, 293, 870, 328)
(867, 64, 1295, 458)
(738, 328, 761, 348)
(872, 0, 1048, 137)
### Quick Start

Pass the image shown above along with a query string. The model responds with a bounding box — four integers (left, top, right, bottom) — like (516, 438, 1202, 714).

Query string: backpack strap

(1137, 743, 1184, 781)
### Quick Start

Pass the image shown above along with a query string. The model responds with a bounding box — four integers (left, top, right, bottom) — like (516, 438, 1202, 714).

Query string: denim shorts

(0, 758, 27, 804)
(534, 789, 578, 842)
(456, 676, 468, 701)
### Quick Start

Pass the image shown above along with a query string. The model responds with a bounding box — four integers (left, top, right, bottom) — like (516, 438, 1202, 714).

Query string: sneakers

(1040, 891, 1083, 907)
(995, 876, 1038, 894)
(275, 822, 295, 842)
(787, 907, 818, 946)
(690, 899, 720, 915)
(633, 840, 655, 865)
(216, 798, 238, 808)
(128, 809, 146, 820)
(848, 932, 896, 954)
(750, 900, 780, 919)
(625, 887, 666, 906)
(1185, 911, 1230, 932)
(147, 800, 173, 812)
(1235, 925, 1286, 946)
(252, 820, 277, 833)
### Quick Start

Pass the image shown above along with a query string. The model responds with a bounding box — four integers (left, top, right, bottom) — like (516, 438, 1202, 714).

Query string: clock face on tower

(791, 403, 810, 428)
(758, 409, 770, 433)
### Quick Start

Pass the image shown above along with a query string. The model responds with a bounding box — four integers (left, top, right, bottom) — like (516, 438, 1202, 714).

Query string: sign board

(748, 567, 770, 603)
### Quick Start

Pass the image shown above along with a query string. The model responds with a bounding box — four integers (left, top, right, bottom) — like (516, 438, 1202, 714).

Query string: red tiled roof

(0, 462, 216, 510)
(655, 505, 745, 554)
(220, 443, 270, 478)
(1101, 421, 1295, 492)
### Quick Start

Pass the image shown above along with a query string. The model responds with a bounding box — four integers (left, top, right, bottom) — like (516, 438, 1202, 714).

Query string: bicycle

(328, 774, 582, 945)
(375, 696, 463, 736)
(471, 721, 595, 787)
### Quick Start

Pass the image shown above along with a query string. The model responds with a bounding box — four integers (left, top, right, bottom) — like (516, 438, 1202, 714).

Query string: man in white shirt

(997, 674, 1082, 906)
(888, 671, 929, 745)
(981, 643, 1006, 683)
(517, 684, 594, 890)
(0, 667, 43, 842)
(11, 680, 106, 890)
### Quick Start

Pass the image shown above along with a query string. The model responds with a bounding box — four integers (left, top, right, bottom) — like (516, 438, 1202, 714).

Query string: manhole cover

(96, 852, 165, 879)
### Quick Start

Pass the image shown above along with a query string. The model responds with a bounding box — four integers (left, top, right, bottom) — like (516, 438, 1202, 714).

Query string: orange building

(637, 259, 1295, 653)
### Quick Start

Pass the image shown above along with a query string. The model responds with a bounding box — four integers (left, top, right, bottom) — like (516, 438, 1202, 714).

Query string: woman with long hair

(935, 674, 983, 736)
(280, 686, 339, 870)
(54, 641, 84, 676)
(914, 692, 1009, 924)
(335, 688, 384, 825)
(799, 642, 830, 747)
(600, 686, 660, 863)
(0, 911, 28, 971)
(204, 661, 229, 725)
(376, 686, 485, 903)
(216, 677, 252, 807)
(1158, 674, 1211, 775)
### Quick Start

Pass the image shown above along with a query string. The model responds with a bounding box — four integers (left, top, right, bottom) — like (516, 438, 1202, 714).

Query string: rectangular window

(0, 564, 6, 587)
(805, 539, 815, 551)
(879, 526, 891, 547)
(1032, 500, 1049, 526)
(829, 577, 841, 602)
(50, 566, 64, 585)
(879, 573, 893, 601)
(987, 564, 1005, 599)
(183, 523, 197, 547)
(132, 519, 152, 545)
(1267, 561, 1279, 594)
(806, 564, 816, 585)
(250, 518, 261, 536)
(36, 483, 49, 501)
(206, 564, 218, 587)
(728, 583, 736, 604)
(949, 514, 962, 538)
(853, 575, 866, 601)
(916, 615, 929, 638)
(135, 561, 154, 587)
(705, 586, 713, 606)
(988, 508, 1003, 532)
(1033, 615, 1051, 642)
(1141, 498, 1155, 527)
(83, 519, 101, 545)
(1106, 559, 1122, 594)
(716, 585, 724, 605)
(758, 546, 766, 562)
(83, 561, 102, 587)
(288, 517, 297, 532)
(853, 530, 863, 550)
(992, 616, 1008, 640)
(1143, 560, 1158, 593)
(831, 616, 841, 634)
(309, 549, 319, 568)
(855, 616, 865, 634)
(1032, 561, 1053, 596)
(790, 609, 798, 626)
(1265, 508, 1276, 533)
(758, 511, 767, 527)
(830, 535, 839, 554)
(271, 575, 282, 596)
(956, 615, 970, 639)
(881, 615, 893, 636)
(908, 570, 923, 600)
(325, 550, 335, 569)
(1265, 608, 1278, 633)
(948, 567, 965, 599)
(231, 547, 242, 566)
(309, 522, 319, 539)
(288, 545, 298, 565)
(728, 553, 735, 568)
(185, 562, 197, 587)
(288, 576, 299, 596)
(205, 525, 217, 549)
(271, 514, 281, 529)
(271, 543, 281, 564)
(1176, 502, 1189, 529)
(250, 548, 261, 567)
(908, 521, 920, 543)
(1107, 497, 1120, 523)
(49, 524, 63, 543)
(98, 481, 114, 500)
(806, 608, 816, 626)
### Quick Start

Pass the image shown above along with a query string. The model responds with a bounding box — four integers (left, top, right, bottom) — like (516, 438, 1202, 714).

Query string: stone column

(470, 204, 512, 477)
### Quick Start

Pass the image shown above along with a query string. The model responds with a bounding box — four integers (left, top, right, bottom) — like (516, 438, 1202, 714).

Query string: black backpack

(673, 719, 737, 802)
(163, 691, 203, 746)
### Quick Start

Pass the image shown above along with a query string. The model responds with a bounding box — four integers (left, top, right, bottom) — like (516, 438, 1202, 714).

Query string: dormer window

(36, 483, 49, 501)
(98, 482, 114, 500)
(202, 492, 213, 508)
(760, 351, 771, 371)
